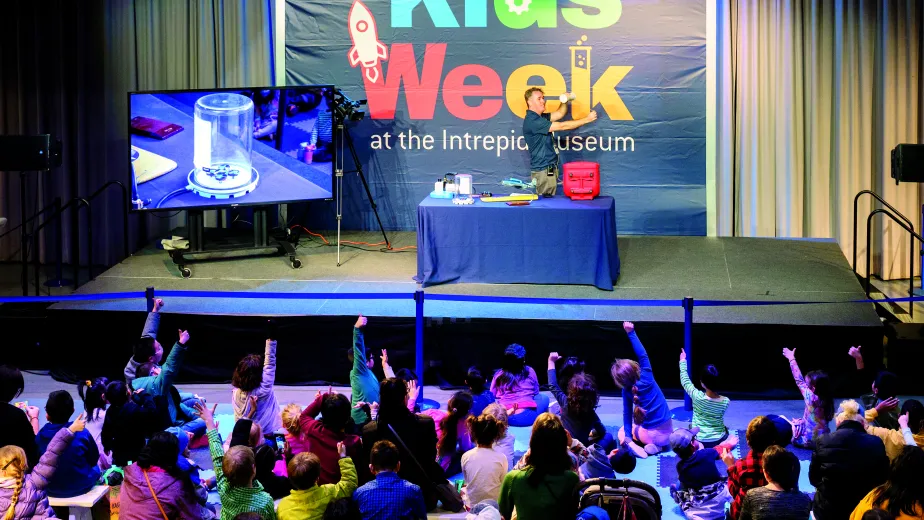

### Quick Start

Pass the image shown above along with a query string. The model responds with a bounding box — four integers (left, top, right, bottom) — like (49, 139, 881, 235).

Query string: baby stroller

(575, 478, 662, 520)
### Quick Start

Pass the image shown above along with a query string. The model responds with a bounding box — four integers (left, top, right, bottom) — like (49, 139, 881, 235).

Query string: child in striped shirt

(197, 403, 277, 520)
(679, 349, 732, 448)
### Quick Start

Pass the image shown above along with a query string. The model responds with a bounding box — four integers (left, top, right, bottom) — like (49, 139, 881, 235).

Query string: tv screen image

(129, 86, 334, 211)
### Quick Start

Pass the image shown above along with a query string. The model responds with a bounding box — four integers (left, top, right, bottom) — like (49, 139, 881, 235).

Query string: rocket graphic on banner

(347, 0, 388, 83)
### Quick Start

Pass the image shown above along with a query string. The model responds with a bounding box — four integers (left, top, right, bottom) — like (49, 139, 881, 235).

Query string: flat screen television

(129, 85, 334, 211)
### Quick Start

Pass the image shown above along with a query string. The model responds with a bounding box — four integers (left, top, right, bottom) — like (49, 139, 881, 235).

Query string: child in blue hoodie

(35, 390, 101, 497)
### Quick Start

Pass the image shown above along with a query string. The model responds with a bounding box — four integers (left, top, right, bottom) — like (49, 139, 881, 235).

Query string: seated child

(198, 403, 277, 520)
(101, 380, 159, 467)
(166, 426, 216, 519)
(726, 416, 780, 520)
(738, 445, 811, 520)
(548, 352, 610, 448)
(849, 346, 902, 430)
(276, 444, 357, 520)
(229, 417, 291, 499)
(669, 427, 732, 520)
(0, 415, 86, 520)
(421, 391, 474, 474)
(354, 440, 428, 520)
(483, 403, 516, 471)
(290, 390, 362, 485)
(462, 413, 509, 508)
(232, 336, 282, 436)
(782, 348, 833, 447)
(678, 350, 733, 448)
(466, 366, 496, 417)
(35, 390, 101, 497)
(490, 344, 549, 427)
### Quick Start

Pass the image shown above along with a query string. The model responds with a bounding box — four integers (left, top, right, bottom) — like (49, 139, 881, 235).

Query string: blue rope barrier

(154, 290, 416, 300)
(424, 294, 679, 306)
(0, 292, 146, 303)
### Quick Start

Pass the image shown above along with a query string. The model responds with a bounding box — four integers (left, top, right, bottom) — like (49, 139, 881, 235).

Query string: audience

(198, 402, 278, 520)
(461, 413, 508, 508)
(101, 380, 159, 467)
(0, 413, 86, 520)
(850, 446, 924, 520)
(354, 440, 427, 520)
(611, 321, 673, 458)
(738, 445, 811, 520)
(483, 403, 516, 472)
(0, 365, 39, 470)
(669, 427, 732, 519)
(361, 378, 443, 511)
(782, 347, 834, 448)
(810, 399, 890, 520)
(232, 334, 282, 437)
(726, 416, 779, 520)
(865, 399, 924, 461)
(119, 431, 203, 520)
(349, 315, 380, 428)
(291, 389, 363, 485)
(133, 329, 205, 435)
(547, 352, 610, 449)
(498, 413, 579, 520)
(276, 443, 357, 520)
(466, 366, 496, 417)
(421, 390, 474, 474)
(78, 377, 112, 470)
(678, 349, 731, 448)
(124, 297, 165, 384)
(490, 343, 548, 427)
(35, 390, 100, 497)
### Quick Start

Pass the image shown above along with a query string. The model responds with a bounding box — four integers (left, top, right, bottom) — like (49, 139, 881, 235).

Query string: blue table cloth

(416, 196, 620, 290)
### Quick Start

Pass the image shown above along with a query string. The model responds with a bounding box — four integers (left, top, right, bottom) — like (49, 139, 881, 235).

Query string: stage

(52, 232, 880, 327)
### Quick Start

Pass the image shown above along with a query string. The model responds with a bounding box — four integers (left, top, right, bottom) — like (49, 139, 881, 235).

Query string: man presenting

(522, 88, 597, 196)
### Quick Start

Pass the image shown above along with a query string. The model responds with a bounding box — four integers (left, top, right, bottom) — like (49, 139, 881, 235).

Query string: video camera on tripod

(333, 89, 367, 122)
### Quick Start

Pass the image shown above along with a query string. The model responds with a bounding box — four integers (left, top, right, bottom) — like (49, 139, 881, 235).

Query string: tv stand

(170, 206, 300, 278)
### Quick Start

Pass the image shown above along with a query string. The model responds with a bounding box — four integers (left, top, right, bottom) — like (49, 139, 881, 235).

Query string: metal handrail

(0, 201, 61, 241)
(865, 209, 924, 318)
(853, 190, 915, 273)
(83, 180, 129, 259)
(29, 197, 90, 293)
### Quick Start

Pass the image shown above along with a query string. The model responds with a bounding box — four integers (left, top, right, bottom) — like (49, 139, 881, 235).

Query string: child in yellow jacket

(277, 442, 357, 520)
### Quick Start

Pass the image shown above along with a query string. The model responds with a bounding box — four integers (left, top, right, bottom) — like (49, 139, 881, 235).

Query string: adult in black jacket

(101, 380, 159, 467)
(809, 399, 889, 520)
(362, 377, 445, 511)
(0, 366, 39, 470)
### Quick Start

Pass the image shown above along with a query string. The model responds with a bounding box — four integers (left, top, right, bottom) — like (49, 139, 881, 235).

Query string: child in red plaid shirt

(722, 416, 781, 520)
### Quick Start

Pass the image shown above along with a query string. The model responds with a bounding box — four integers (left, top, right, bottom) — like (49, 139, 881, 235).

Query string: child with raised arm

(678, 349, 732, 448)
(0, 413, 87, 520)
(610, 322, 673, 458)
(782, 348, 833, 447)
(124, 297, 165, 384)
(232, 327, 282, 435)
(133, 328, 205, 435)
(197, 402, 277, 520)
(349, 315, 379, 427)
(547, 352, 609, 448)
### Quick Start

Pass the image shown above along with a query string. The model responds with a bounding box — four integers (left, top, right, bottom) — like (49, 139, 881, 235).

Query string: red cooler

(562, 161, 600, 200)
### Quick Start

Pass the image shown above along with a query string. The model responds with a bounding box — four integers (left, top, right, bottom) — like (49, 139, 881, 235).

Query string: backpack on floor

(575, 478, 662, 520)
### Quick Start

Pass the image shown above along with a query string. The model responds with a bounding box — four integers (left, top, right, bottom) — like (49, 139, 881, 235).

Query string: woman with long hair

(361, 378, 445, 511)
(610, 322, 672, 458)
(119, 432, 202, 519)
(851, 446, 924, 519)
(498, 413, 579, 520)
(490, 344, 549, 427)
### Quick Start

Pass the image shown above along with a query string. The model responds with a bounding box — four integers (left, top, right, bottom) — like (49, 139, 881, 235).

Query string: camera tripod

(335, 122, 391, 266)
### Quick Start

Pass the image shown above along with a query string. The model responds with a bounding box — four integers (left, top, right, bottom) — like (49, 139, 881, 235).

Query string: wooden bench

(48, 485, 109, 520)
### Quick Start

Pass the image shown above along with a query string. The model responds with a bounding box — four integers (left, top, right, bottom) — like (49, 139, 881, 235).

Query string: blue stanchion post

(414, 288, 439, 410)
(671, 296, 695, 421)
(683, 296, 694, 412)
(146, 286, 155, 312)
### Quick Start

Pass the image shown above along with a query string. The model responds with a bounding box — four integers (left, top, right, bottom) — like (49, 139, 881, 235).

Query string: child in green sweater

(276, 446, 357, 520)
(196, 403, 277, 520)
(679, 349, 733, 448)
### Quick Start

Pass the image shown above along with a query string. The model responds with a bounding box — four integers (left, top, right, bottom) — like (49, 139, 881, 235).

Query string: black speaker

(0, 135, 62, 171)
(891, 144, 924, 183)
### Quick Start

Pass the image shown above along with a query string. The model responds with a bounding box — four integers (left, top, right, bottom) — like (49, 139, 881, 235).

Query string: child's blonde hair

(0, 445, 27, 520)
(223, 445, 256, 487)
(836, 399, 866, 425)
(281, 403, 302, 436)
(483, 403, 509, 439)
(249, 422, 263, 448)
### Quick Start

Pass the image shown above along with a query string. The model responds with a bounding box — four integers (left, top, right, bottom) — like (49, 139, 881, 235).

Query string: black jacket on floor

(809, 420, 889, 520)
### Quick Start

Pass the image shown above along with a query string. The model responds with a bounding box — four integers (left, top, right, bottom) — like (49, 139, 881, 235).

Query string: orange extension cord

(289, 225, 416, 251)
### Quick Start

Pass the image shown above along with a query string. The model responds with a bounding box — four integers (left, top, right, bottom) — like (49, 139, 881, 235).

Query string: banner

(285, 0, 707, 234)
